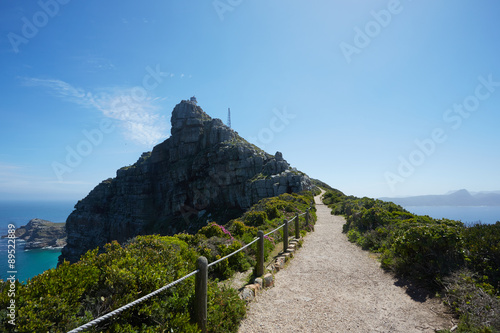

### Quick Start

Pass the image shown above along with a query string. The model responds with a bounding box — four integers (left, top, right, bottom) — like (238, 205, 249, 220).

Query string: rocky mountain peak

(59, 100, 312, 264)
(170, 100, 210, 135)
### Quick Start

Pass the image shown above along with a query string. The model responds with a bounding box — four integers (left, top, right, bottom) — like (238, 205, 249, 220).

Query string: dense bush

(321, 188, 346, 206)
(0, 235, 247, 332)
(244, 211, 268, 227)
(207, 283, 246, 333)
(389, 224, 464, 281)
(323, 189, 500, 332)
(462, 222, 500, 290)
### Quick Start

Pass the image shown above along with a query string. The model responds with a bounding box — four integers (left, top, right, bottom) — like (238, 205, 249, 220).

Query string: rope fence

(67, 203, 314, 333)
(263, 212, 306, 237)
(264, 222, 286, 237)
(207, 237, 259, 268)
(67, 269, 200, 333)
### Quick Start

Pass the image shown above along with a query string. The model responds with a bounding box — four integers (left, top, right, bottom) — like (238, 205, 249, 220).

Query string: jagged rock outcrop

(4, 218, 67, 250)
(59, 100, 312, 264)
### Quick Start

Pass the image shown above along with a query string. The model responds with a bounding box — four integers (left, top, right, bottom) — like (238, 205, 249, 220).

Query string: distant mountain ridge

(380, 189, 500, 206)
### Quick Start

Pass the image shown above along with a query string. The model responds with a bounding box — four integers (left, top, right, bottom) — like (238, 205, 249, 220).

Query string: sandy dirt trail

(238, 193, 453, 332)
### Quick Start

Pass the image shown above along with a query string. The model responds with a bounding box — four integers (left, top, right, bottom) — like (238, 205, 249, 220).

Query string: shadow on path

(394, 277, 437, 303)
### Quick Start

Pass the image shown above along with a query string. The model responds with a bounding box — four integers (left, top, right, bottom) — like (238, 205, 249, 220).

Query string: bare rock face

(6, 218, 67, 250)
(59, 100, 312, 264)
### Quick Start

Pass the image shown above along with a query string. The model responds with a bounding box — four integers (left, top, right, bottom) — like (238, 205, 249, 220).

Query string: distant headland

(380, 189, 500, 206)
(2, 218, 66, 249)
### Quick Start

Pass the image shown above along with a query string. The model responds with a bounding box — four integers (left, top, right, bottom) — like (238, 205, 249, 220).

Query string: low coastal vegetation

(322, 189, 500, 332)
(0, 191, 316, 332)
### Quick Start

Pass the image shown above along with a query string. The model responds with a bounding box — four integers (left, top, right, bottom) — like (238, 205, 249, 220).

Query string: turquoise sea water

(0, 201, 75, 282)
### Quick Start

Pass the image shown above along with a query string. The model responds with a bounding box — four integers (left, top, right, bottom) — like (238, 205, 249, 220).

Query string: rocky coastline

(3, 218, 66, 250)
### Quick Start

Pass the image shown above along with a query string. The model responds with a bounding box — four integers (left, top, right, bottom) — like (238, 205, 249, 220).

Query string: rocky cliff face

(59, 100, 312, 264)
(7, 218, 67, 250)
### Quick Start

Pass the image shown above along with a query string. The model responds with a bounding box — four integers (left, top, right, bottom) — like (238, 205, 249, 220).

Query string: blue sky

(1, 0, 499, 201)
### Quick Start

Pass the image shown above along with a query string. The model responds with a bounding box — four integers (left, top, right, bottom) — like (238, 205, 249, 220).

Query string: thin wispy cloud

(0, 162, 22, 178)
(85, 88, 168, 145)
(0, 163, 45, 186)
(22, 77, 168, 146)
(23, 78, 87, 101)
(0, 162, 93, 200)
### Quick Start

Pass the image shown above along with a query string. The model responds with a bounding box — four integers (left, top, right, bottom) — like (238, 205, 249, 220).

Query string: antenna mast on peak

(227, 108, 231, 128)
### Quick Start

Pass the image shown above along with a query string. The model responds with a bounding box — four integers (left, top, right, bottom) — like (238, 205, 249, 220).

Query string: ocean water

(0, 201, 75, 282)
(404, 206, 500, 225)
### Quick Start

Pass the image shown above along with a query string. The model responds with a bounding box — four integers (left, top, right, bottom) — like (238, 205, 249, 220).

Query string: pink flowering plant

(264, 235, 275, 245)
(217, 224, 234, 240)
(198, 222, 233, 240)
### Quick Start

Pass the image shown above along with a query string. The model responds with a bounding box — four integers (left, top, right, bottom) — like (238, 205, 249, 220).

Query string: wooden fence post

(256, 230, 264, 277)
(295, 212, 300, 239)
(306, 208, 313, 231)
(283, 218, 288, 252)
(195, 256, 208, 333)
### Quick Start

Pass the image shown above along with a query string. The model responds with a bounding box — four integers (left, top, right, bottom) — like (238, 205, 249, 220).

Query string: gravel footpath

(238, 193, 453, 332)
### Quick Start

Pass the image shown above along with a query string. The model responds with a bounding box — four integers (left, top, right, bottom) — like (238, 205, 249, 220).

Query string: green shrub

(0, 235, 247, 332)
(227, 220, 258, 239)
(244, 211, 268, 227)
(0, 257, 101, 332)
(0, 191, 318, 333)
(462, 222, 500, 289)
(198, 222, 232, 239)
(213, 241, 252, 279)
(207, 282, 246, 333)
(265, 205, 281, 220)
(347, 229, 361, 243)
(390, 224, 464, 281)
(322, 189, 346, 206)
